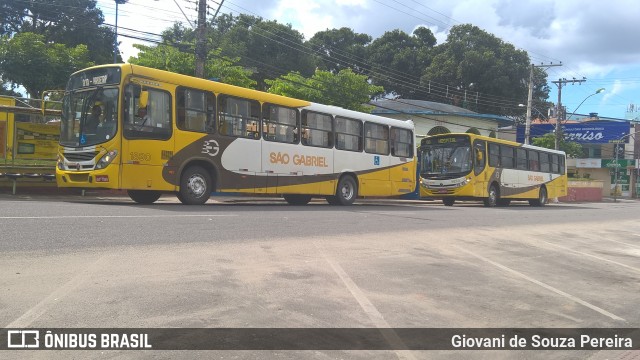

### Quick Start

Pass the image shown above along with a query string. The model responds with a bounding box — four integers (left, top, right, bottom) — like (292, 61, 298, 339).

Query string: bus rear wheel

(128, 190, 162, 204)
(283, 194, 312, 205)
(336, 175, 358, 205)
(484, 184, 499, 207)
(442, 198, 455, 206)
(529, 186, 548, 207)
(179, 166, 212, 205)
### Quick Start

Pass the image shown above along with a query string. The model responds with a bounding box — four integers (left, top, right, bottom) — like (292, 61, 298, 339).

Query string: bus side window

(218, 95, 260, 139)
(540, 153, 550, 172)
(528, 150, 540, 171)
(488, 143, 500, 167)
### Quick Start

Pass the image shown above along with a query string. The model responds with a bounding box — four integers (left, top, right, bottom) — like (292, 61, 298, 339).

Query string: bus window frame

(473, 140, 486, 176)
(217, 94, 261, 140)
(176, 87, 215, 134)
(390, 127, 413, 158)
(123, 84, 173, 141)
(262, 103, 300, 145)
(364, 122, 390, 156)
(335, 116, 363, 152)
(301, 110, 334, 149)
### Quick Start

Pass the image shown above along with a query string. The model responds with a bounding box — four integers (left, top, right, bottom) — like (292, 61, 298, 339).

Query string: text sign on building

(516, 121, 630, 144)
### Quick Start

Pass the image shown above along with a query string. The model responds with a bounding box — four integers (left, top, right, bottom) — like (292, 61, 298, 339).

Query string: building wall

(378, 113, 500, 138)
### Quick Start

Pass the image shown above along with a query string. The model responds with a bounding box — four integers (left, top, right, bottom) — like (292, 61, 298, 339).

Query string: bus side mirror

(139, 91, 149, 108)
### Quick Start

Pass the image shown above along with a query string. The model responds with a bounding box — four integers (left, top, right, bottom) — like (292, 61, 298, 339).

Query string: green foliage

(266, 68, 383, 113)
(422, 24, 531, 115)
(532, 133, 583, 158)
(0, 33, 93, 97)
(1, 0, 115, 64)
(129, 44, 256, 88)
(366, 28, 435, 98)
(307, 27, 372, 73)
(210, 14, 315, 90)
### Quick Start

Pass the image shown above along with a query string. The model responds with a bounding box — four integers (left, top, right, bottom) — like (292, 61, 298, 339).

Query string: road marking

(316, 243, 416, 360)
(0, 214, 237, 220)
(540, 240, 640, 274)
(5, 253, 113, 328)
(594, 237, 640, 249)
(454, 245, 626, 322)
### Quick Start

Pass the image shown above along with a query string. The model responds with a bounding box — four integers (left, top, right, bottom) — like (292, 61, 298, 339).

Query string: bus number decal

(130, 152, 151, 162)
(528, 175, 544, 182)
(202, 140, 220, 157)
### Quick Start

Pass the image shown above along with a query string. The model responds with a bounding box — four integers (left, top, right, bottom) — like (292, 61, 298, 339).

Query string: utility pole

(195, 0, 207, 78)
(551, 77, 585, 150)
(524, 63, 561, 145)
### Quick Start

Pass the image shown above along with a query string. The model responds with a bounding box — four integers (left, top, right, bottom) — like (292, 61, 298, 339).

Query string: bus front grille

(64, 151, 98, 162)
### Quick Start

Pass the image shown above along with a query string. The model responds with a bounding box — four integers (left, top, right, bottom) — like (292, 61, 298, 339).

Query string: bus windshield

(420, 136, 472, 178)
(60, 88, 118, 147)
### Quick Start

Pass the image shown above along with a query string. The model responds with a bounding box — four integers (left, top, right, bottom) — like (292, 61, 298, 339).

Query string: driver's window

(124, 84, 172, 140)
(474, 140, 486, 176)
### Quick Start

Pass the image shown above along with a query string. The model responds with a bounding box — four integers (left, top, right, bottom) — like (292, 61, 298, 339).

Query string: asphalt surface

(1, 193, 639, 359)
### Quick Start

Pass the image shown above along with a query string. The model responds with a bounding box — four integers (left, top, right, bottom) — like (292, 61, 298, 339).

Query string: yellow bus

(56, 64, 416, 205)
(418, 133, 567, 207)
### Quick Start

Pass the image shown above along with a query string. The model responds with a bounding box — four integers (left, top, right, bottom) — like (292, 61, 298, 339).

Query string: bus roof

(73, 64, 414, 130)
(423, 133, 566, 155)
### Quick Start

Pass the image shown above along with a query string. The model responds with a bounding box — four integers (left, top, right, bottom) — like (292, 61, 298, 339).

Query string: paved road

(1, 194, 639, 359)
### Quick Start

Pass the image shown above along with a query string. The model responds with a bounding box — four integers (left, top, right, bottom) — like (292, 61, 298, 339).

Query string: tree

(0, 33, 93, 98)
(129, 44, 256, 88)
(532, 133, 583, 158)
(1, 0, 116, 64)
(211, 14, 315, 89)
(421, 24, 531, 116)
(307, 27, 371, 73)
(366, 28, 436, 99)
(265, 68, 384, 113)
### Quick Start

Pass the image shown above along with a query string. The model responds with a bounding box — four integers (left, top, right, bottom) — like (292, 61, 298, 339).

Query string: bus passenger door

(473, 140, 487, 197)
(120, 82, 176, 191)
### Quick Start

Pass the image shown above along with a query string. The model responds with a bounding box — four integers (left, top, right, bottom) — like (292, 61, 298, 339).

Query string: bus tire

(442, 198, 455, 206)
(283, 194, 312, 205)
(484, 183, 499, 207)
(179, 166, 212, 205)
(127, 190, 162, 204)
(325, 195, 340, 205)
(529, 186, 547, 207)
(336, 175, 358, 206)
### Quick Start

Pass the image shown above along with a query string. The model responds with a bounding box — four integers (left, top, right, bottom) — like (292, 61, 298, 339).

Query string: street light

(114, 0, 128, 64)
(566, 88, 605, 121)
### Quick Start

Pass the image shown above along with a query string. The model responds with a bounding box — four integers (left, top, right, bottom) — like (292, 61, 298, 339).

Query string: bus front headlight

(95, 150, 118, 170)
(57, 154, 64, 170)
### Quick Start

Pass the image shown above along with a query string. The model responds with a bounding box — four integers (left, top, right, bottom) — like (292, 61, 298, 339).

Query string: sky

(96, 0, 640, 120)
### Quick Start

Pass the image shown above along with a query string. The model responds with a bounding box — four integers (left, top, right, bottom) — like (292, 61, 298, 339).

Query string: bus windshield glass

(420, 135, 472, 178)
(60, 88, 119, 147)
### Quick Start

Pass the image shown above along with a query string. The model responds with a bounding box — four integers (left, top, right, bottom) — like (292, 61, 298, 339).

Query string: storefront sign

(517, 121, 630, 144)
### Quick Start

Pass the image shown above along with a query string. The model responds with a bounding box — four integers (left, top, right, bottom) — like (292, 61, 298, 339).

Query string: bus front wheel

(442, 198, 455, 206)
(128, 190, 162, 204)
(529, 186, 548, 207)
(484, 184, 499, 207)
(179, 166, 212, 205)
(336, 176, 358, 205)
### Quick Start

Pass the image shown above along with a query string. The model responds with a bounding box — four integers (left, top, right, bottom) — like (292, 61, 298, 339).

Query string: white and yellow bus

(419, 133, 567, 206)
(56, 64, 416, 205)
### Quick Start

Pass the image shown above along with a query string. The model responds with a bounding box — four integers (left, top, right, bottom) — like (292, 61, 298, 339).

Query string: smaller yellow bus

(419, 133, 567, 207)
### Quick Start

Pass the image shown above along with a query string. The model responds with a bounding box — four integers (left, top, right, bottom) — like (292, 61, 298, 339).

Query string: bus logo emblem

(202, 140, 220, 157)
